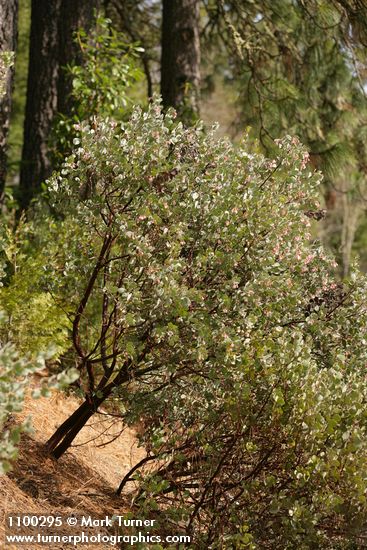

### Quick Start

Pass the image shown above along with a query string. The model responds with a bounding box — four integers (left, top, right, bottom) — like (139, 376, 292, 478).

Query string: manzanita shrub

(45, 101, 367, 547)
(0, 317, 78, 474)
(0, 332, 43, 474)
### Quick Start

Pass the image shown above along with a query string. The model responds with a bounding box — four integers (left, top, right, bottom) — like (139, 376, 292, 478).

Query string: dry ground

(0, 378, 146, 549)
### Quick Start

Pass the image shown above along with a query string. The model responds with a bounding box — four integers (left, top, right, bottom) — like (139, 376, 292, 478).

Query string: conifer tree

(0, 0, 18, 198)
(19, 0, 100, 209)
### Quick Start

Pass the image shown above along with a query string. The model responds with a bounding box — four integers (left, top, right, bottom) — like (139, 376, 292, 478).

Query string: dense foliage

(52, 16, 143, 165)
(39, 101, 367, 547)
(0, 217, 70, 356)
(202, 0, 367, 275)
(0, 62, 77, 472)
(2, 5, 367, 546)
(0, 335, 78, 474)
(4, 1, 367, 273)
(0, 335, 41, 474)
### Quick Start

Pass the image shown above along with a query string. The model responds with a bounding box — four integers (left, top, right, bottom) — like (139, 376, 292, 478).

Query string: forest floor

(0, 376, 145, 549)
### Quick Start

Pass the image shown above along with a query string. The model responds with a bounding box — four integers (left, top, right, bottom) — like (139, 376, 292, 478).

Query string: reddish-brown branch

(72, 233, 114, 360)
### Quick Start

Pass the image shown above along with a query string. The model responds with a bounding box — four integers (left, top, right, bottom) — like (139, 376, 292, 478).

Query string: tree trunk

(46, 394, 106, 459)
(49, 401, 96, 459)
(161, 0, 201, 124)
(19, 0, 100, 209)
(45, 372, 119, 459)
(46, 399, 91, 453)
(45, 361, 134, 459)
(57, 0, 101, 118)
(19, 0, 61, 209)
(0, 0, 18, 198)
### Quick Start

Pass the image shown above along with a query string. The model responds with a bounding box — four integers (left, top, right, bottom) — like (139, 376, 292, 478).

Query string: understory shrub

(52, 15, 143, 165)
(39, 100, 367, 547)
(0, 338, 43, 474)
(0, 216, 70, 357)
(0, 52, 78, 474)
(0, 331, 78, 474)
